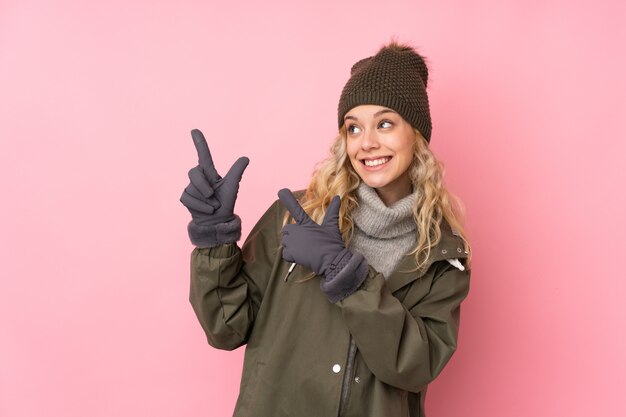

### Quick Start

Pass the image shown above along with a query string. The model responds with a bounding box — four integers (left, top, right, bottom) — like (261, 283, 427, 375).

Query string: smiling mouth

(362, 157, 391, 167)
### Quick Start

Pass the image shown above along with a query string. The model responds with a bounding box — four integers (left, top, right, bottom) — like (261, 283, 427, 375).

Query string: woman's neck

(374, 181, 413, 206)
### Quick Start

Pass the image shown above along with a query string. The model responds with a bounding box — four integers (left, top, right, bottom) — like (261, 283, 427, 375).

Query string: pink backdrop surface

(1, 0, 625, 416)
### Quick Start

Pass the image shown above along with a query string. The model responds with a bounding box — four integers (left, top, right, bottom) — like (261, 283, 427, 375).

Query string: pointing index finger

(278, 188, 312, 225)
(191, 129, 220, 183)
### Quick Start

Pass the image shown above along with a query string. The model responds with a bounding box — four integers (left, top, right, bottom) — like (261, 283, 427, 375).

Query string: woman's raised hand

(180, 129, 249, 246)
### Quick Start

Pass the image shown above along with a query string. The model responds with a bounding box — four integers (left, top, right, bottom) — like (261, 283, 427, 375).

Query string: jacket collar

(385, 222, 468, 293)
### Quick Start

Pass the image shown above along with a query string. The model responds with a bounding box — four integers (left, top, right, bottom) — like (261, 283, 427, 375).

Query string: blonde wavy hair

(284, 126, 472, 272)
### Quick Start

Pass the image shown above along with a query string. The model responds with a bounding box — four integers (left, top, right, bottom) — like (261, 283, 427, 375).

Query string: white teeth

(364, 157, 390, 167)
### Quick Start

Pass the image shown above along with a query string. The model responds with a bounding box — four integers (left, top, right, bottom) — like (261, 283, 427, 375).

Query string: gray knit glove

(180, 129, 249, 247)
(278, 189, 368, 303)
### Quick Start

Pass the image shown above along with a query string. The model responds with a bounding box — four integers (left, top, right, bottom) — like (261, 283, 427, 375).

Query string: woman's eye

(347, 124, 361, 135)
(379, 120, 393, 129)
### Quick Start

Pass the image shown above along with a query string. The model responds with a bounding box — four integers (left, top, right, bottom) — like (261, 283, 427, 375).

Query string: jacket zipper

(337, 335, 358, 417)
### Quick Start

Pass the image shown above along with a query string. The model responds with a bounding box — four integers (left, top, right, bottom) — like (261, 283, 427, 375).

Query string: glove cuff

(321, 249, 369, 303)
(187, 216, 242, 248)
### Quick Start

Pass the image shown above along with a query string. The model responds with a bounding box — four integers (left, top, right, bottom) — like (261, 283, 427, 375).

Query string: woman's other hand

(278, 189, 368, 303)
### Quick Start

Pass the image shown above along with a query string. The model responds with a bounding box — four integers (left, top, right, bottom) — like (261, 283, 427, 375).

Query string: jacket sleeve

(336, 260, 471, 392)
(188, 200, 283, 351)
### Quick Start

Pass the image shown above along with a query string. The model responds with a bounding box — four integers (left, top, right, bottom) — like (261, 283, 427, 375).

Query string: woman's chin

(359, 177, 389, 190)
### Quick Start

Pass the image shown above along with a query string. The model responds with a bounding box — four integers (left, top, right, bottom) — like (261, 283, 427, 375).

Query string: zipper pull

(284, 262, 296, 282)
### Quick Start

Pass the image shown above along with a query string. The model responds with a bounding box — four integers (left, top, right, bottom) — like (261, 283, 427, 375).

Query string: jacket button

(332, 364, 341, 373)
(354, 376, 361, 383)
(441, 249, 448, 254)
(457, 247, 462, 253)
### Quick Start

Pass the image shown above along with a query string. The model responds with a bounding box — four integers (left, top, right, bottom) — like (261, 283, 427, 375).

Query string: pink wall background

(1, 0, 625, 416)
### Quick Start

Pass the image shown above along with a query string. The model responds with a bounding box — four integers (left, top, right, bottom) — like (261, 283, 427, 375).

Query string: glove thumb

(321, 196, 341, 228)
(225, 156, 250, 184)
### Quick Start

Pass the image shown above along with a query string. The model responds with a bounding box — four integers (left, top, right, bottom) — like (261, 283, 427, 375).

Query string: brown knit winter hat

(337, 42, 432, 142)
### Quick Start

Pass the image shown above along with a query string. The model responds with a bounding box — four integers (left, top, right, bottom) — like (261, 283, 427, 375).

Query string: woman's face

(344, 105, 415, 206)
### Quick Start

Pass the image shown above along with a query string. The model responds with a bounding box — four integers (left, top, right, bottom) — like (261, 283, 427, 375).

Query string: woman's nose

(361, 129, 380, 150)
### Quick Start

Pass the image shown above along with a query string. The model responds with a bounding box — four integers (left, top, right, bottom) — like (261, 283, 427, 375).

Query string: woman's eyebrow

(344, 109, 398, 122)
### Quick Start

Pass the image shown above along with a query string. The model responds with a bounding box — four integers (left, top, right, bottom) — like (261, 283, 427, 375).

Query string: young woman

(180, 41, 471, 417)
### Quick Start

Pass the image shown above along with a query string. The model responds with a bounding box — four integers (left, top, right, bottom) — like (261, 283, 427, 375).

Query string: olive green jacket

(189, 198, 471, 417)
